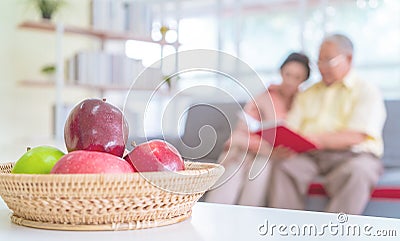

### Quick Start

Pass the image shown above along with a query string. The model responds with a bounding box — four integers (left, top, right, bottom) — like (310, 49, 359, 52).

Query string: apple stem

(102, 98, 107, 102)
(131, 141, 137, 148)
(26, 147, 31, 152)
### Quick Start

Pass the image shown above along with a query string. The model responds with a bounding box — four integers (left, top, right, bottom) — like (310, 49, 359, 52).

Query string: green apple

(11, 146, 65, 174)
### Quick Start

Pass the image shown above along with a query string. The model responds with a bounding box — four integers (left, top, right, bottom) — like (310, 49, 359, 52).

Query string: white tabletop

(1, 198, 399, 241)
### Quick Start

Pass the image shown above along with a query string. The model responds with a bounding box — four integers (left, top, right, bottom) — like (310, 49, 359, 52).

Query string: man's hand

(306, 131, 367, 150)
(270, 146, 295, 161)
(306, 134, 325, 149)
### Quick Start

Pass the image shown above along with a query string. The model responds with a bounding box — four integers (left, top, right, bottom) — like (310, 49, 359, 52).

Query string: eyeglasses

(317, 54, 346, 68)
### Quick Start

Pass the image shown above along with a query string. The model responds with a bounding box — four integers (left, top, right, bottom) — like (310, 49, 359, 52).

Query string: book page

(237, 111, 284, 132)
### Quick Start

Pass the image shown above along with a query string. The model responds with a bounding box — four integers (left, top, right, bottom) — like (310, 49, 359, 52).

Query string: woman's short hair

(280, 52, 311, 80)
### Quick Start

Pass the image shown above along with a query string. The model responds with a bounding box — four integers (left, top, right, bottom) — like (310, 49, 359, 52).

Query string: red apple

(64, 98, 129, 157)
(124, 140, 185, 172)
(51, 150, 134, 174)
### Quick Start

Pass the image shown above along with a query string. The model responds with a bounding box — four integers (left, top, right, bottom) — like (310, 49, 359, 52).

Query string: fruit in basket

(124, 139, 185, 172)
(11, 146, 65, 174)
(64, 98, 129, 157)
(50, 150, 134, 174)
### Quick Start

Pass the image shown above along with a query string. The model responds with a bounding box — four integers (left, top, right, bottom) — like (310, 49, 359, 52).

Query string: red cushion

(308, 183, 400, 200)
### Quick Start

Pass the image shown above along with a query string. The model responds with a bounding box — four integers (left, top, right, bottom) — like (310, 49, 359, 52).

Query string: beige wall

(0, 0, 100, 162)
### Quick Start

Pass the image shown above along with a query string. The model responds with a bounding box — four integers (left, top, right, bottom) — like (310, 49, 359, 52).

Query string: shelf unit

(18, 21, 178, 49)
(18, 80, 172, 94)
(18, 20, 179, 141)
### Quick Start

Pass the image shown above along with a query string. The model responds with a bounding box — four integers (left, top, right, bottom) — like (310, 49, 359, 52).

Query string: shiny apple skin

(124, 140, 185, 172)
(64, 98, 129, 157)
(51, 150, 134, 174)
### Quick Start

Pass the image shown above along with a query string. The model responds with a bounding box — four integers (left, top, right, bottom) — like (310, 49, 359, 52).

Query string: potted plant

(163, 75, 180, 91)
(41, 64, 56, 81)
(30, 0, 65, 20)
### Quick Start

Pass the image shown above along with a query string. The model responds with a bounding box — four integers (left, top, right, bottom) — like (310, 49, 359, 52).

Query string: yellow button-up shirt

(287, 71, 386, 157)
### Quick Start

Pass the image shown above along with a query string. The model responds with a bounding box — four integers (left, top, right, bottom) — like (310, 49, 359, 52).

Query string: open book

(238, 112, 318, 153)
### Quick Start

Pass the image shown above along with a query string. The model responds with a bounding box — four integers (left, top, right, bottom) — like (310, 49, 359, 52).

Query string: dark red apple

(50, 150, 134, 174)
(64, 98, 129, 157)
(124, 140, 185, 172)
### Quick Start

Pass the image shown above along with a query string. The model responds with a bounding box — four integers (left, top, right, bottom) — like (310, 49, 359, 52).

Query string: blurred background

(0, 0, 399, 161)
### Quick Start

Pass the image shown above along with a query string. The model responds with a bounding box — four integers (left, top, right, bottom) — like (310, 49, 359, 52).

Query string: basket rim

(0, 161, 224, 181)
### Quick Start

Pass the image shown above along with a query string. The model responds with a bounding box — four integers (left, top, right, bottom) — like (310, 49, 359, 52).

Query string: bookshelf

(18, 20, 178, 90)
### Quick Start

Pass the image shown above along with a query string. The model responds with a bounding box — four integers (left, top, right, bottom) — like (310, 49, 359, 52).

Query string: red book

(238, 112, 317, 153)
(256, 125, 318, 153)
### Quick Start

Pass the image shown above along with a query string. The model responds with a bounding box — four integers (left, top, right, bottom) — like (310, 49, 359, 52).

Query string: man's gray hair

(323, 33, 354, 55)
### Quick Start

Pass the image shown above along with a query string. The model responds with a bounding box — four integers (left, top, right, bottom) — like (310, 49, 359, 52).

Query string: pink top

(224, 85, 292, 156)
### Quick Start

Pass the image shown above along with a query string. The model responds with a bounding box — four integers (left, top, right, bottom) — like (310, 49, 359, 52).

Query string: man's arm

(307, 131, 367, 150)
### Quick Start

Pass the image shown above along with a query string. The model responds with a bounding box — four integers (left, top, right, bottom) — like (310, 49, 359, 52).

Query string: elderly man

(268, 34, 386, 215)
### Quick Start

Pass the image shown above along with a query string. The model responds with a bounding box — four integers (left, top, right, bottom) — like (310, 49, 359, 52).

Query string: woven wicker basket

(0, 161, 224, 231)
